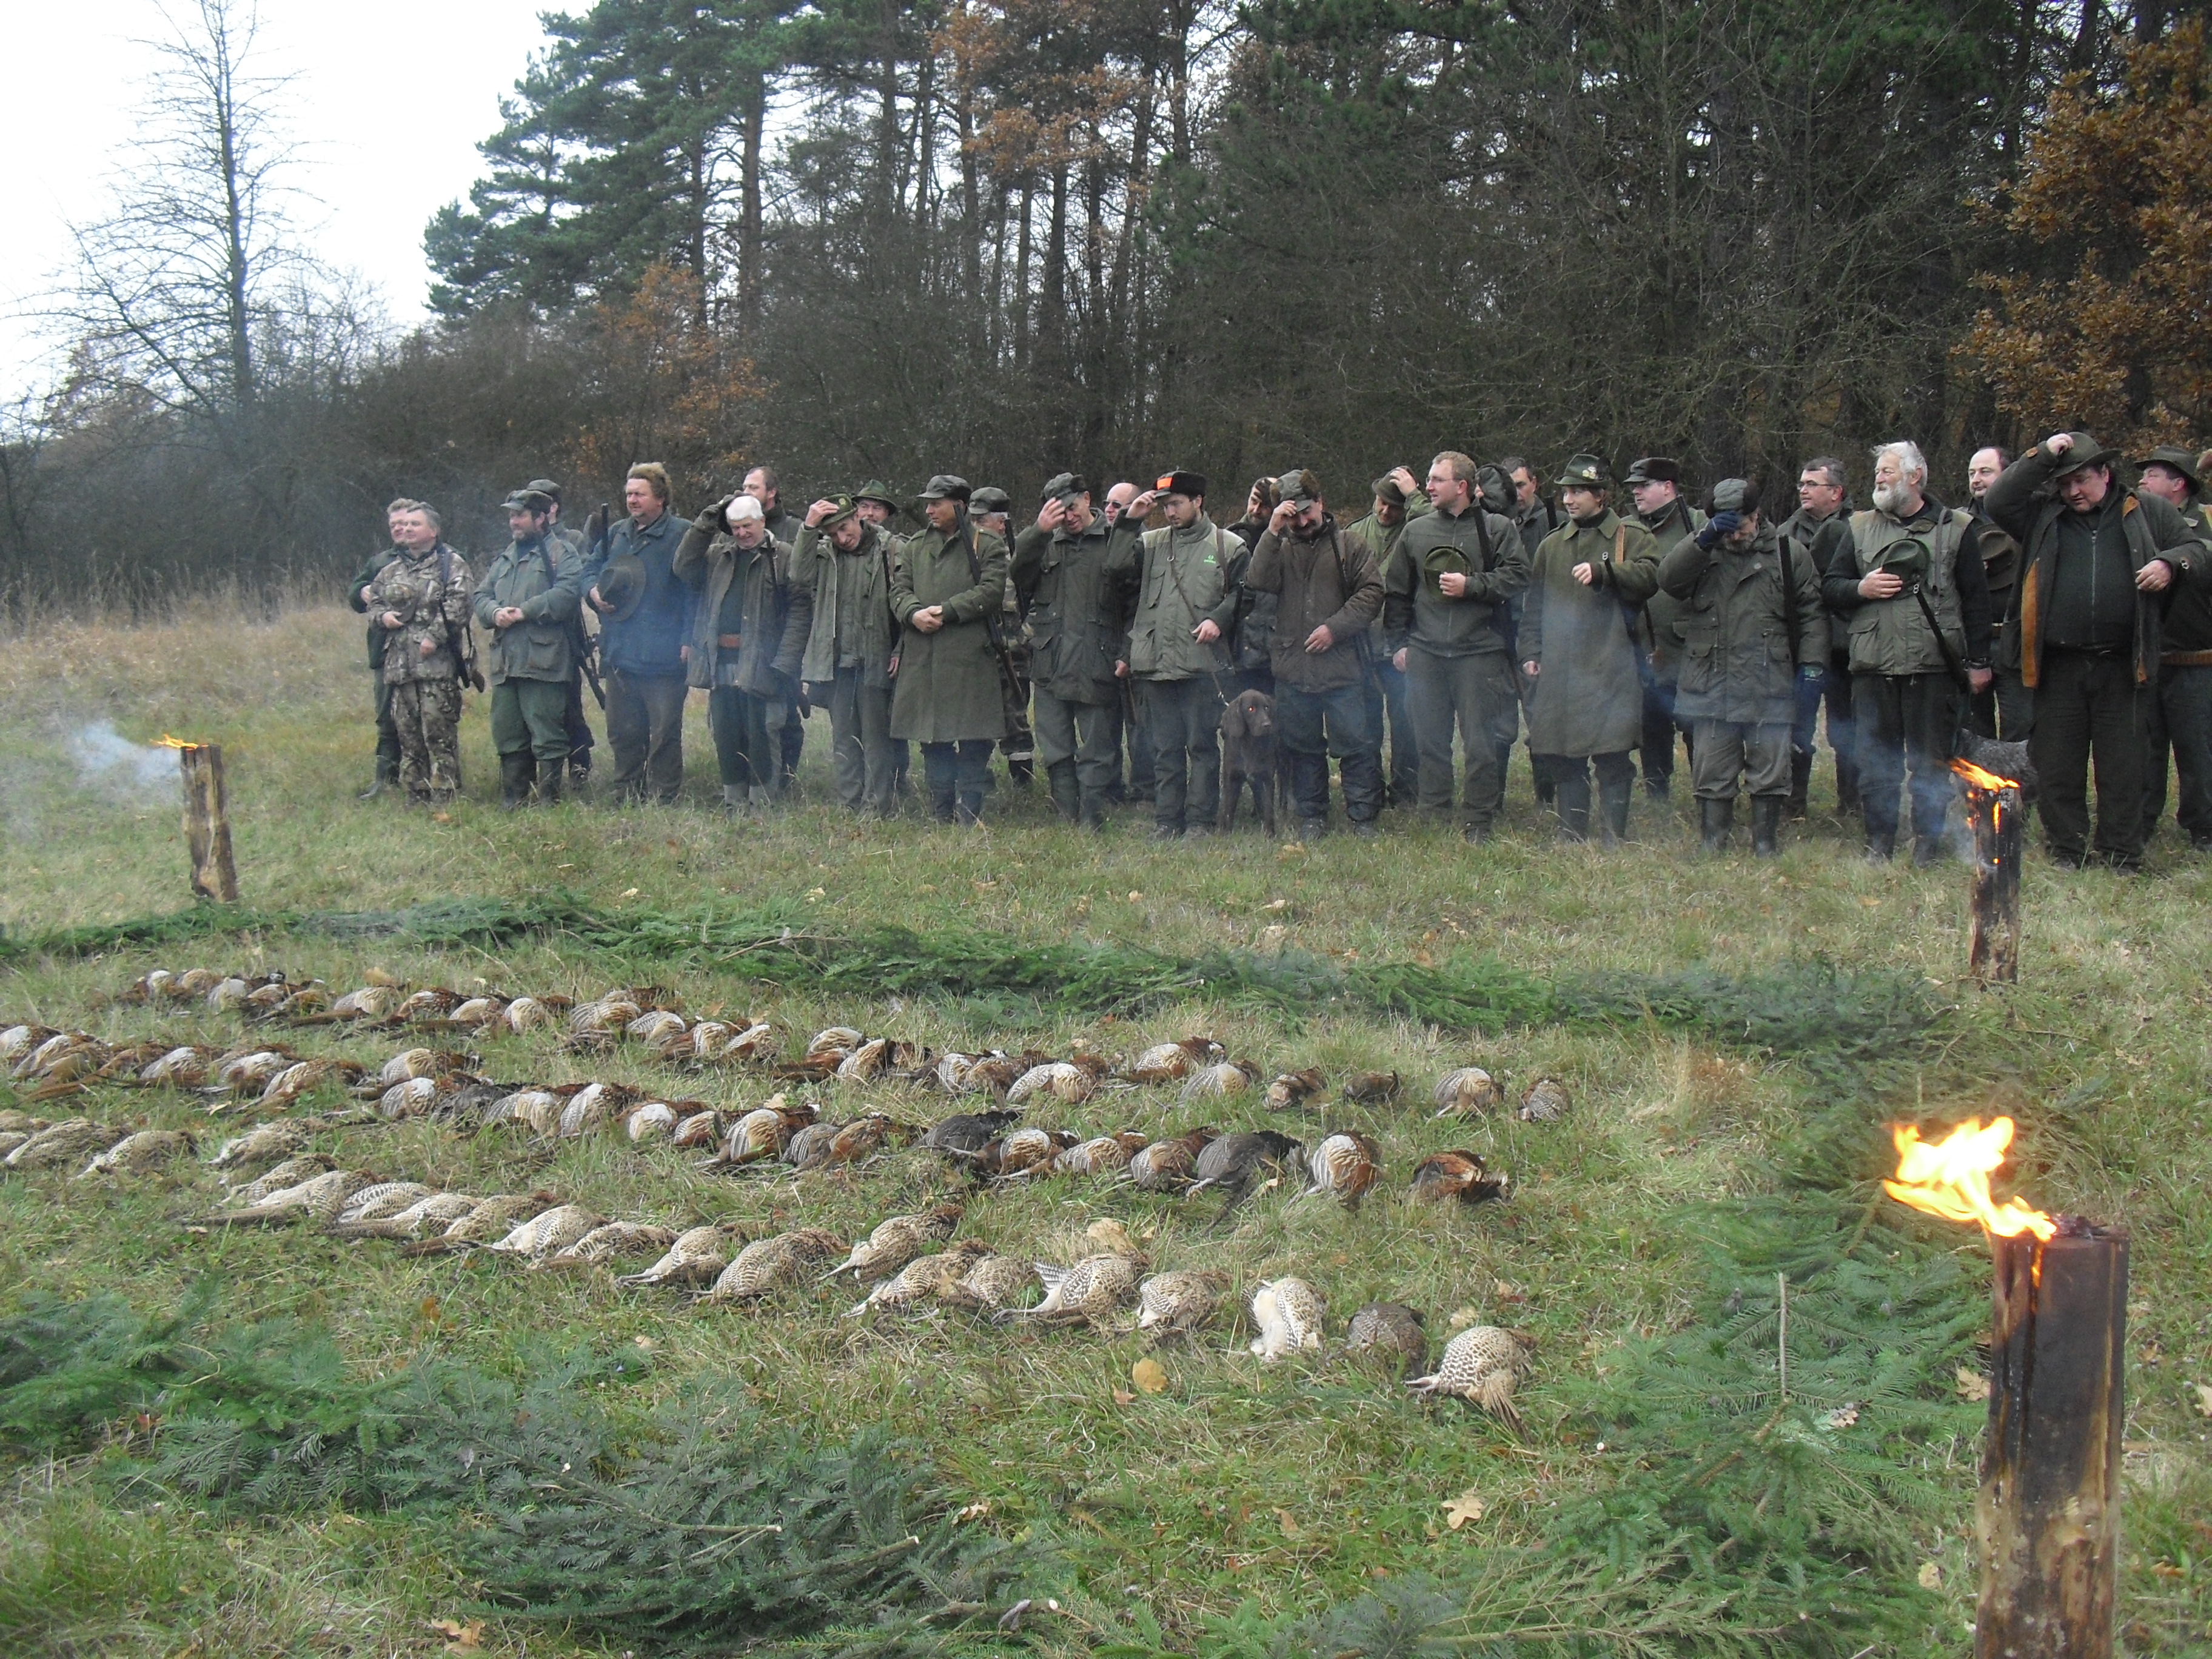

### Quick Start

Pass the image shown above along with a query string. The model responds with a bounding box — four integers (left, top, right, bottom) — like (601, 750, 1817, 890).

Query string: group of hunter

(351, 430, 2212, 873)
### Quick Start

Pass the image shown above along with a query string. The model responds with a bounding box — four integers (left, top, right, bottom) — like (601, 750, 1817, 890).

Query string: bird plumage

(1137, 1270, 1231, 1338)
(617, 1222, 743, 1288)
(1518, 1078, 1570, 1122)
(999, 1220, 1147, 1328)
(5, 1118, 124, 1170)
(1265, 1068, 1327, 1112)
(1345, 1302, 1429, 1375)
(825, 1204, 963, 1282)
(1408, 1150, 1509, 1205)
(1406, 1325, 1532, 1430)
(1129, 1037, 1223, 1085)
(78, 1128, 194, 1176)
(1248, 1278, 1328, 1361)
(702, 1228, 845, 1300)
(1433, 1067, 1503, 1118)
(1127, 1127, 1216, 1191)
(1300, 1132, 1382, 1208)
(843, 1239, 993, 1317)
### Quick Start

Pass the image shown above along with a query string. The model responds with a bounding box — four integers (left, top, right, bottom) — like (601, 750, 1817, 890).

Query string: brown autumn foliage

(1960, 20, 2212, 449)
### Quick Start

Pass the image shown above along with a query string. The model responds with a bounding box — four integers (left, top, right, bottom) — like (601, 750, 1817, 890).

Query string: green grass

(0, 603, 2208, 1657)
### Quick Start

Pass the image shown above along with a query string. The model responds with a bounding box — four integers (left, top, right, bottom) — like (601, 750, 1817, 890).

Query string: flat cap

(501, 488, 555, 515)
(1041, 471, 1089, 505)
(2134, 444, 2204, 495)
(1623, 456, 1681, 486)
(1276, 468, 1324, 506)
(970, 486, 1012, 514)
(524, 477, 564, 502)
(1371, 473, 1407, 508)
(918, 474, 972, 502)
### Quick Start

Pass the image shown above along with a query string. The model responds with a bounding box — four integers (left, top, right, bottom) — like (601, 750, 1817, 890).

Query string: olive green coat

(1342, 492, 1429, 657)
(1381, 501, 1528, 659)
(674, 526, 811, 696)
(1636, 497, 1706, 685)
(1010, 514, 1127, 705)
(1656, 525, 1829, 725)
(793, 521, 899, 689)
(349, 548, 398, 672)
(1520, 511, 1661, 756)
(472, 534, 584, 685)
(1124, 515, 1239, 681)
(889, 516, 1011, 742)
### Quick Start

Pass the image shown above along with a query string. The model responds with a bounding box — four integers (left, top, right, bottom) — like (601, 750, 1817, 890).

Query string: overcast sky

(1, 0, 555, 399)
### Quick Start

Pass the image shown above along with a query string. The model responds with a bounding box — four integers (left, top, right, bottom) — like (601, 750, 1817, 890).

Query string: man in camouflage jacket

(366, 502, 475, 806)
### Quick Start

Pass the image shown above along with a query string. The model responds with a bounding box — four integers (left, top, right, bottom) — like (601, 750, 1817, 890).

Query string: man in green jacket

(1657, 480, 1829, 856)
(1521, 455, 1662, 846)
(348, 498, 415, 797)
(526, 477, 600, 792)
(1245, 469, 1388, 837)
(675, 494, 813, 814)
(474, 489, 585, 807)
(891, 476, 1011, 825)
(793, 494, 901, 817)
(1012, 474, 1127, 830)
(1342, 469, 1429, 808)
(2134, 446, 2212, 850)
(1821, 440, 1994, 865)
(1383, 452, 1528, 840)
(1984, 432, 2203, 870)
(1118, 469, 1239, 839)
(1626, 457, 1706, 800)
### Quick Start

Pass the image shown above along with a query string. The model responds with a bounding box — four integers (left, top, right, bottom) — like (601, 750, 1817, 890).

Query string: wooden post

(176, 743, 239, 903)
(1977, 1226, 2127, 1659)
(1967, 779, 2023, 984)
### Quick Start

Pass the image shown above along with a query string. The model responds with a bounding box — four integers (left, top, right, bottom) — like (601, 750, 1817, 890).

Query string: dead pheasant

(78, 1128, 195, 1176)
(997, 1220, 1147, 1329)
(538, 1221, 679, 1270)
(1409, 1150, 1509, 1205)
(1126, 1128, 1217, 1191)
(1265, 1068, 1327, 1113)
(1406, 1326, 1533, 1430)
(701, 1228, 845, 1301)
(617, 1223, 745, 1289)
(1128, 1037, 1224, 1085)
(1518, 1078, 1570, 1122)
(1136, 1270, 1231, 1339)
(824, 1204, 963, 1283)
(1432, 1067, 1504, 1118)
(936, 1252, 1039, 1313)
(1298, 1132, 1382, 1209)
(4, 1118, 124, 1171)
(198, 1167, 376, 1226)
(1345, 1302, 1429, 1375)
(842, 1240, 993, 1318)
(1248, 1277, 1328, 1361)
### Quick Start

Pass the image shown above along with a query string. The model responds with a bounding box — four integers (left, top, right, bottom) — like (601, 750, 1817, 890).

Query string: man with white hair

(1820, 440, 1994, 864)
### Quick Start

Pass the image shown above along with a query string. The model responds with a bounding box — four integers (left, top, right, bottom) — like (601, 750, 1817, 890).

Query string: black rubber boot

(1786, 750, 1811, 822)
(1046, 760, 1081, 823)
(500, 753, 534, 809)
(1555, 773, 1592, 842)
(1598, 773, 1632, 848)
(1912, 833, 1945, 868)
(535, 769, 563, 806)
(1078, 791, 1105, 833)
(359, 757, 398, 800)
(1752, 796, 1782, 858)
(1700, 796, 1734, 853)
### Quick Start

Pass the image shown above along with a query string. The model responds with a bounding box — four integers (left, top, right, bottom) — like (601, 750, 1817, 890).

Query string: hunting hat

(501, 488, 555, 515)
(1041, 471, 1089, 506)
(2133, 444, 2204, 495)
(1372, 473, 1407, 508)
(1623, 455, 1682, 487)
(1557, 454, 1610, 492)
(2048, 433, 2119, 481)
(918, 474, 971, 502)
(813, 494, 857, 529)
(1708, 477, 1762, 516)
(971, 486, 1012, 515)
(525, 477, 564, 504)
(854, 478, 900, 508)
(597, 550, 649, 622)
(1476, 464, 1515, 516)
(1154, 468, 1207, 500)
(1277, 467, 1323, 506)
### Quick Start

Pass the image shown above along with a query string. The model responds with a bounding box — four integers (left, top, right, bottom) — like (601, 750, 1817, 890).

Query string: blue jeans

(1276, 680, 1382, 826)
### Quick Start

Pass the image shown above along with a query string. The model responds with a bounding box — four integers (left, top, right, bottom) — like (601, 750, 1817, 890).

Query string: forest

(2, 0, 2207, 608)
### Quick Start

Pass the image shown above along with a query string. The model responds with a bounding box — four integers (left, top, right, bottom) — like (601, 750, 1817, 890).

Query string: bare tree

(60, 0, 322, 423)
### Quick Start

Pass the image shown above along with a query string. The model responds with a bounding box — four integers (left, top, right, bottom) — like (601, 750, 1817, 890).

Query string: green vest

(1128, 517, 1234, 680)
(1844, 506, 1968, 675)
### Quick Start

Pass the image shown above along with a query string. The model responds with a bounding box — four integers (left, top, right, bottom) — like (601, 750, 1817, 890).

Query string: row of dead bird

(163, 1128, 1532, 1421)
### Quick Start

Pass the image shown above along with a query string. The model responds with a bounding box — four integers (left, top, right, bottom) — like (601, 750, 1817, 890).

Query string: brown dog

(1219, 689, 1280, 834)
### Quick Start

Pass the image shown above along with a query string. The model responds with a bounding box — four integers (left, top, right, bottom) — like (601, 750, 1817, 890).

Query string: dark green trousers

(491, 679, 572, 769)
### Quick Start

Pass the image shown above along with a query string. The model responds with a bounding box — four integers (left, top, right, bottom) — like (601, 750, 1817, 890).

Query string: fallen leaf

(2193, 1382, 2212, 1418)
(431, 811, 452, 824)
(956, 1500, 993, 1523)
(1262, 898, 1289, 911)
(1126, 890, 1143, 902)
(1917, 1562, 1943, 1590)
(1131, 1358, 1168, 1395)
(417, 1295, 442, 1323)
(1442, 1490, 1486, 1530)
(1275, 1507, 1302, 1538)
(429, 1617, 484, 1651)
(1956, 1367, 1992, 1402)
(621, 886, 640, 899)
(1111, 1387, 1136, 1405)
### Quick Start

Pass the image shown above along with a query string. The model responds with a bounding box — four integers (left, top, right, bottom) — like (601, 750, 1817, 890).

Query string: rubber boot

(500, 752, 534, 809)
(1046, 760, 1081, 823)
(1835, 759, 1861, 819)
(358, 757, 398, 800)
(1912, 833, 1946, 868)
(1008, 753, 1034, 788)
(1786, 751, 1811, 822)
(1751, 796, 1781, 858)
(1554, 771, 1592, 843)
(1865, 832, 1895, 863)
(1598, 773, 1632, 848)
(1700, 796, 1734, 853)
(1078, 791, 1105, 833)
(535, 769, 563, 806)
(720, 783, 747, 816)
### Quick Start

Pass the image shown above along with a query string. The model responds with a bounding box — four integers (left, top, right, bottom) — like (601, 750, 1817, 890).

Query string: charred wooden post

(1953, 757, 2024, 984)
(176, 742, 239, 903)
(1977, 1224, 2128, 1659)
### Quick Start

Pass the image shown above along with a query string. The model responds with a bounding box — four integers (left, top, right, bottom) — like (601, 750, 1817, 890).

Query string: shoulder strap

(1775, 534, 1801, 661)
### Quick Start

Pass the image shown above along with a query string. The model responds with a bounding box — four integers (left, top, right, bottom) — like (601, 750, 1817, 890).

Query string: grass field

(1, 602, 2208, 1659)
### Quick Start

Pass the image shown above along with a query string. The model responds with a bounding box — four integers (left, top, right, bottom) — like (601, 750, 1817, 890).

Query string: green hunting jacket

(1521, 510, 1661, 757)
(473, 533, 584, 685)
(1243, 516, 1387, 693)
(793, 520, 899, 689)
(1656, 523, 1828, 725)
(1382, 499, 1529, 659)
(675, 525, 811, 697)
(349, 548, 399, 673)
(1011, 512, 1127, 706)
(1124, 514, 1239, 682)
(1636, 496, 1706, 685)
(889, 515, 1011, 742)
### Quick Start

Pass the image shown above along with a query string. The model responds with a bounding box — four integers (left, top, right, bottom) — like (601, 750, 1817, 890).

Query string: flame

(155, 735, 201, 751)
(1883, 1117, 2054, 1239)
(1951, 756, 2019, 791)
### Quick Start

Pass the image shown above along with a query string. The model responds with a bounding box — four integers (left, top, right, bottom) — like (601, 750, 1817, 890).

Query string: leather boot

(1751, 796, 1782, 857)
(1598, 772, 1632, 848)
(1555, 772, 1592, 843)
(1865, 832, 1896, 863)
(1700, 796, 1734, 853)
(1046, 760, 1081, 823)
(500, 752, 534, 809)
(1912, 833, 1946, 868)
(1835, 760, 1861, 818)
(1786, 750, 1811, 822)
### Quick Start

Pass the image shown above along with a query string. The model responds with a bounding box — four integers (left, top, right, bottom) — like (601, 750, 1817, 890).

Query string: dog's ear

(1221, 699, 1248, 739)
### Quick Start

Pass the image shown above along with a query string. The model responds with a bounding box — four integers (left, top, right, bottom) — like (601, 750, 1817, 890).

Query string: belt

(717, 632, 746, 649)
(2163, 648, 2212, 666)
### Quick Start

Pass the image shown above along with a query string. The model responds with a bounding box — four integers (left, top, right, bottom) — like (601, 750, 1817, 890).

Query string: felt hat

(1557, 454, 1610, 492)
(2133, 444, 2204, 495)
(2048, 433, 2119, 481)
(854, 479, 899, 508)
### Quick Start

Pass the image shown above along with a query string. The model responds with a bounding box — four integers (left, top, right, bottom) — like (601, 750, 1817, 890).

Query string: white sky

(0, 0, 556, 400)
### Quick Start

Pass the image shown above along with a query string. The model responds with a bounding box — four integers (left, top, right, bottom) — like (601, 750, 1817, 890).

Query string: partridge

(825, 1204, 963, 1282)
(843, 1239, 993, 1318)
(1136, 1270, 1231, 1338)
(1341, 1070, 1402, 1105)
(1127, 1127, 1216, 1191)
(1181, 1059, 1257, 1104)
(78, 1128, 195, 1176)
(1006, 1059, 1099, 1106)
(1129, 1037, 1224, 1085)
(0, 1024, 59, 1066)
(1517, 1078, 1570, 1123)
(138, 1045, 222, 1088)
(702, 1227, 846, 1300)
(257, 1057, 366, 1108)
(1344, 1302, 1429, 1375)
(1300, 1132, 1382, 1208)
(555, 1081, 640, 1138)
(1248, 1278, 1328, 1361)
(1406, 1325, 1532, 1429)
(781, 1121, 841, 1170)
(625, 1101, 681, 1142)
(325, 983, 403, 1022)
(1433, 1067, 1503, 1118)
(617, 1222, 744, 1289)
(1408, 1150, 1508, 1205)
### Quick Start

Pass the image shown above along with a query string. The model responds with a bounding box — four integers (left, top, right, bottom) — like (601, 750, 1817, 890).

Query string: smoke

(67, 720, 181, 797)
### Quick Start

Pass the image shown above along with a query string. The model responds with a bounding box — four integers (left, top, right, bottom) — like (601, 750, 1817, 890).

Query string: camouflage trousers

(389, 677, 463, 802)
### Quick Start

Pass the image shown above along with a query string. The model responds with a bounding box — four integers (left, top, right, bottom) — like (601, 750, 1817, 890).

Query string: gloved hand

(1799, 663, 1824, 680)
(1694, 511, 1743, 550)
